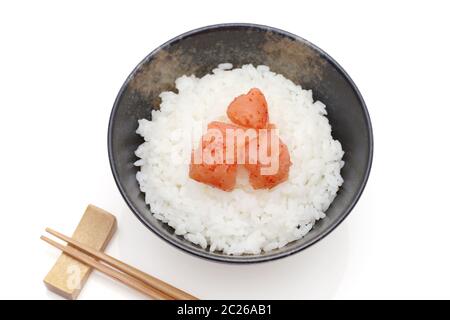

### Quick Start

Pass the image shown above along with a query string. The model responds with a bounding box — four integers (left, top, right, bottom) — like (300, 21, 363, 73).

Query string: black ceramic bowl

(108, 23, 373, 263)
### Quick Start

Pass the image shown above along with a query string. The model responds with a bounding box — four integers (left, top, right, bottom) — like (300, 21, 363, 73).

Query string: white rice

(134, 64, 344, 255)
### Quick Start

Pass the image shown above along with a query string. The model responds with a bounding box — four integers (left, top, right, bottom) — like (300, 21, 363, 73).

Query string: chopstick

(41, 235, 173, 300)
(41, 229, 198, 300)
(44, 227, 197, 300)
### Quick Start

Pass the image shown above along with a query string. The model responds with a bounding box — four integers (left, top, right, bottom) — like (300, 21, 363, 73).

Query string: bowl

(108, 23, 373, 263)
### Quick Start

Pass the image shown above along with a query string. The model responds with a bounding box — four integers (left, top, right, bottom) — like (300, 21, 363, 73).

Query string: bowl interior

(108, 24, 372, 263)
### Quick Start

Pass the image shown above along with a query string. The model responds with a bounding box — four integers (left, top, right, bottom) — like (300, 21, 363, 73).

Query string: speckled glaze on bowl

(108, 23, 373, 263)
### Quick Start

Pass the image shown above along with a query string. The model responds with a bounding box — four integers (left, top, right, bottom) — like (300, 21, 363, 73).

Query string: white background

(1, 0, 449, 300)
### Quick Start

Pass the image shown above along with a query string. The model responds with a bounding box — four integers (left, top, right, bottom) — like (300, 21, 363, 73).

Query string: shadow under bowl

(108, 23, 373, 263)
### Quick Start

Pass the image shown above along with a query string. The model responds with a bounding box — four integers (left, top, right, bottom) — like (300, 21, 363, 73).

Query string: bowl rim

(108, 23, 374, 263)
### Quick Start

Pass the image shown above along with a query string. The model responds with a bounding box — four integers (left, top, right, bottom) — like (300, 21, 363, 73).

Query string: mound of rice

(134, 64, 344, 255)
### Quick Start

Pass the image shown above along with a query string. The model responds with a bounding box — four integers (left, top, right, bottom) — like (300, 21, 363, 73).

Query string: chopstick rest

(43, 204, 117, 299)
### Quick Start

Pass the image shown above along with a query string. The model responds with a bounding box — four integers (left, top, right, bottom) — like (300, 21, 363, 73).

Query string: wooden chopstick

(44, 228, 198, 300)
(41, 235, 173, 300)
